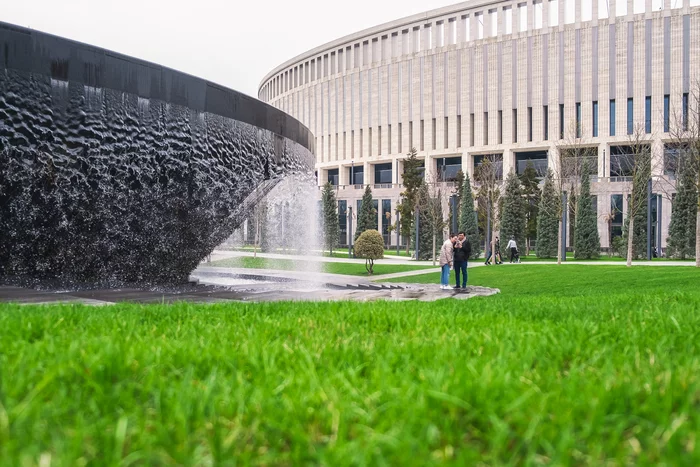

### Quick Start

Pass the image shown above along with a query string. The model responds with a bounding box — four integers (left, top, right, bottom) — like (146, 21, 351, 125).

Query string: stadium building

(259, 0, 700, 252)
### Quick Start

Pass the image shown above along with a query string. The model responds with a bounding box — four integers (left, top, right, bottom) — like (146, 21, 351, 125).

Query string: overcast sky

(2, 0, 455, 98)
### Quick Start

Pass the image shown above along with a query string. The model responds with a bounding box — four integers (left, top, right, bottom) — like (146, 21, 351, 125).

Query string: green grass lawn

(2, 266, 699, 464)
(209, 256, 434, 276)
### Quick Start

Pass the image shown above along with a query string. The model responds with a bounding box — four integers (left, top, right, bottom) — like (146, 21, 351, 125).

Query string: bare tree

(422, 170, 451, 265)
(552, 121, 599, 263)
(474, 155, 503, 261)
(668, 81, 700, 267)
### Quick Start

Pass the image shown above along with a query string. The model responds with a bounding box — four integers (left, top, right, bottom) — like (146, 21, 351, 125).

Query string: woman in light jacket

(439, 233, 457, 290)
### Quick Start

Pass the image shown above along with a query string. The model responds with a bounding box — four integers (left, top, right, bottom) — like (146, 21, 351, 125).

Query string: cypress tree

(667, 161, 699, 259)
(499, 170, 526, 256)
(397, 147, 423, 253)
(520, 161, 540, 254)
(458, 172, 481, 259)
(574, 162, 601, 259)
(355, 185, 376, 241)
(623, 154, 651, 260)
(536, 170, 560, 258)
(321, 182, 339, 255)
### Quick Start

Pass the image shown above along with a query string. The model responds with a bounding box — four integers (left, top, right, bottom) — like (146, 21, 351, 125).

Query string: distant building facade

(260, 0, 700, 251)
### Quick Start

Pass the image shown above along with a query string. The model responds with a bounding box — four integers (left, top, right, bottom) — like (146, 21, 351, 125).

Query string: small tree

(321, 182, 339, 256)
(396, 147, 423, 254)
(574, 161, 600, 259)
(354, 229, 384, 275)
(474, 155, 503, 259)
(415, 180, 446, 263)
(499, 170, 527, 257)
(536, 170, 560, 258)
(520, 161, 541, 255)
(458, 172, 481, 259)
(355, 185, 376, 241)
(621, 125, 653, 266)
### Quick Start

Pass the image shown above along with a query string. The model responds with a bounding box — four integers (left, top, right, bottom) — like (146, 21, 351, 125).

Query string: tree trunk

(696, 207, 700, 268)
(491, 230, 497, 265)
(626, 217, 634, 267)
(557, 219, 562, 265)
(432, 234, 437, 266)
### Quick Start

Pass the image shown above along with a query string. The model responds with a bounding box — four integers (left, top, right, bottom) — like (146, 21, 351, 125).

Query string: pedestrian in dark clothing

(485, 237, 502, 265)
(453, 231, 472, 289)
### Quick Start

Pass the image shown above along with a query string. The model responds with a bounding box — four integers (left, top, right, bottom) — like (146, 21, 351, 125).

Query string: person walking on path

(453, 232, 472, 289)
(485, 237, 502, 265)
(439, 233, 457, 290)
(507, 236, 518, 263)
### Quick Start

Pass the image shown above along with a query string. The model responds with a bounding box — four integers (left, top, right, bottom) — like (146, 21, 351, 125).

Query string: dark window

(627, 98, 634, 135)
(372, 199, 379, 230)
(420, 120, 425, 151)
(515, 151, 549, 177)
(473, 154, 504, 180)
(498, 110, 503, 144)
(645, 96, 652, 134)
(559, 104, 565, 139)
(444, 117, 449, 149)
(338, 200, 348, 246)
(610, 145, 647, 178)
(349, 166, 364, 185)
(457, 115, 462, 148)
(543, 105, 549, 140)
(663, 95, 670, 133)
(663, 143, 684, 177)
(484, 112, 489, 144)
(409, 121, 413, 150)
(381, 199, 392, 244)
(682, 93, 689, 130)
(611, 194, 623, 239)
(528, 107, 533, 142)
(374, 163, 393, 184)
(513, 109, 518, 143)
(610, 99, 616, 136)
(327, 168, 339, 186)
(436, 157, 462, 182)
(575, 102, 582, 138)
(432, 118, 437, 150)
(470, 113, 475, 147)
(592, 101, 599, 137)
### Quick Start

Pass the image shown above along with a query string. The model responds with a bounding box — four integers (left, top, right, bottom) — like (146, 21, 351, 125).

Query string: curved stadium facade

(260, 0, 700, 251)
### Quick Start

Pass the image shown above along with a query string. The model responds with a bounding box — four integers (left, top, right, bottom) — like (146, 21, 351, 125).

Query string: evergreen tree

(536, 170, 560, 258)
(458, 172, 481, 259)
(321, 182, 339, 255)
(396, 147, 423, 253)
(667, 161, 699, 259)
(499, 170, 526, 256)
(355, 185, 376, 241)
(520, 161, 540, 253)
(574, 162, 600, 259)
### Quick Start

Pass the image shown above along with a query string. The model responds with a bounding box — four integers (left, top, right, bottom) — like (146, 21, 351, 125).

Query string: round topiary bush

(354, 229, 385, 275)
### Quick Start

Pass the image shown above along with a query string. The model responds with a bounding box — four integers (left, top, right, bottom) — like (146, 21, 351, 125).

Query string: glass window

(528, 107, 533, 142)
(610, 99, 616, 136)
(350, 166, 364, 185)
(534, 0, 543, 28)
(663, 95, 670, 133)
(372, 200, 379, 230)
(474, 154, 504, 180)
(559, 104, 565, 139)
(549, 0, 559, 26)
(437, 157, 462, 182)
(381, 199, 392, 243)
(645, 96, 652, 134)
(515, 151, 549, 177)
(682, 93, 689, 130)
(327, 169, 339, 186)
(519, 3, 528, 32)
(374, 163, 393, 184)
(576, 102, 582, 138)
(611, 194, 623, 239)
(592, 101, 599, 137)
(544, 105, 549, 140)
(627, 98, 634, 135)
(338, 200, 347, 245)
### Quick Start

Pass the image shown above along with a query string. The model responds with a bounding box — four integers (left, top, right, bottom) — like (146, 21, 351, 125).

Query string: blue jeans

(441, 264, 451, 286)
(454, 261, 468, 287)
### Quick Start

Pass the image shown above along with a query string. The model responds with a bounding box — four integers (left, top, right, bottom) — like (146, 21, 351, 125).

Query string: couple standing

(438, 232, 472, 290)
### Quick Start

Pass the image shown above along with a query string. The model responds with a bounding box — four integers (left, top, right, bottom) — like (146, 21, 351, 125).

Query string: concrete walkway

(207, 249, 437, 266)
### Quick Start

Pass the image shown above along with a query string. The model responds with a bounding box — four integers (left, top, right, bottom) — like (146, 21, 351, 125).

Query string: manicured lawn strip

(208, 256, 433, 276)
(1, 294, 699, 464)
(388, 264, 700, 297)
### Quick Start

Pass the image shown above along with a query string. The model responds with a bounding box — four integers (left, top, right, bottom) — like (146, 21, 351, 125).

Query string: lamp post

(450, 195, 458, 234)
(414, 206, 420, 260)
(647, 178, 653, 260)
(396, 210, 401, 255)
(348, 206, 353, 258)
(561, 191, 568, 262)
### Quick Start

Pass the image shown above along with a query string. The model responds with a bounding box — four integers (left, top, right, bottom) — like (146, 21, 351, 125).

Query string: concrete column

(339, 164, 349, 186)
(502, 148, 516, 176)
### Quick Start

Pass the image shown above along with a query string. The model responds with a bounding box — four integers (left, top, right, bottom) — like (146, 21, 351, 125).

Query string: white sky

(2, 0, 455, 98)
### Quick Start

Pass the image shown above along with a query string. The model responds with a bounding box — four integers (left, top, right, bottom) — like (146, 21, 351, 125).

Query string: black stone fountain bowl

(0, 22, 314, 285)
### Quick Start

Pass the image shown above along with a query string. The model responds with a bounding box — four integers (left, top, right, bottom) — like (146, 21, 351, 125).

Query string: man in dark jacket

(453, 231, 472, 289)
